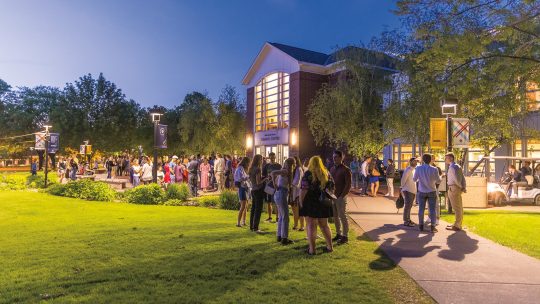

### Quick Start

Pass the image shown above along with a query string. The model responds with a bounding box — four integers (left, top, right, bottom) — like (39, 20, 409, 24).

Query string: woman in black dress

(299, 156, 335, 255)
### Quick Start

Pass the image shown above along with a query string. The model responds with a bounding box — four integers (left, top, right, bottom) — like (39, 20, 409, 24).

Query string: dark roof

(268, 42, 329, 65)
(268, 42, 398, 71)
(326, 46, 398, 70)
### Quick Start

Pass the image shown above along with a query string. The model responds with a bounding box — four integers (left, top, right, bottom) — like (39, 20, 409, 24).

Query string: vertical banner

(452, 118, 470, 148)
(154, 124, 168, 148)
(430, 118, 447, 150)
(35, 132, 46, 150)
(48, 133, 59, 153)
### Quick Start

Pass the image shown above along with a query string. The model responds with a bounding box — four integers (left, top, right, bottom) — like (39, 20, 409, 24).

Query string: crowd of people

(49, 148, 467, 255)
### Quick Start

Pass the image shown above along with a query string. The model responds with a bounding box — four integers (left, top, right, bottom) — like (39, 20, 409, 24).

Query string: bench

(95, 168, 107, 174)
(77, 175, 96, 181)
(104, 179, 127, 190)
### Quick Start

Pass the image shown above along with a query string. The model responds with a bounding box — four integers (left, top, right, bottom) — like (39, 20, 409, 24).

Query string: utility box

(462, 176, 488, 208)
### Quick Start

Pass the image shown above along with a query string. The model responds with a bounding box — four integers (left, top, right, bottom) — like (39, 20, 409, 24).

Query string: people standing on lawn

(270, 158, 296, 245)
(57, 157, 66, 183)
(163, 160, 171, 188)
(413, 153, 442, 233)
(234, 157, 250, 227)
(141, 157, 153, 185)
(249, 154, 266, 233)
(263, 152, 282, 223)
(132, 159, 141, 187)
(291, 156, 305, 231)
(187, 155, 199, 197)
(300, 156, 335, 255)
(199, 157, 211, 192)
(445, 152, 466, 231)
(330, 150, 352, 245)
(214, 153, 225, 191)
(360, 156, 371, 196)
(401, 157, 418, 227)
(350, 156, 360, 190)
(105, 156, 114, 179)
(368, 158, 381, 197)
(385, 159, 395, 197)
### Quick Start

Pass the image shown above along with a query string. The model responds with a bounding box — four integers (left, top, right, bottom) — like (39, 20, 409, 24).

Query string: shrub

(26, 174, 56, 189)
(125, 184, 165, 205)
(45, 183, 66, 196)
(219, 190, 240, 210)
(161, 199, 200, 207)
(0, 174, 26, 190)
(46, 179, 116, 201)
(194, 195, 220, 208)
(165, 183, 190, 202)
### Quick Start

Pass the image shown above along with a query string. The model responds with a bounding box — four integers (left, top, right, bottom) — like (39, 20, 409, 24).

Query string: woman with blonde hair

(270, 158, 296, 245)
(299, 156, 335, 255)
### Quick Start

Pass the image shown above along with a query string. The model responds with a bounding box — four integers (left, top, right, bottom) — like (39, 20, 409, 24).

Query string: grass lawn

(0, 191, 433, 304)
(441, 210, 540, 259)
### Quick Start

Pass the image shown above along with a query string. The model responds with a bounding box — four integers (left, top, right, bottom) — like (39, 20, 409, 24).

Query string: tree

(214, 85, 246, 155)
(176, 92, 217, 154)
(383, 0, 540, 151)
(307, 47, 396, 156)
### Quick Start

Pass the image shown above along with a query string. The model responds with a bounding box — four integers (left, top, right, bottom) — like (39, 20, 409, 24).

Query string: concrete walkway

(347, 193, 540, 304)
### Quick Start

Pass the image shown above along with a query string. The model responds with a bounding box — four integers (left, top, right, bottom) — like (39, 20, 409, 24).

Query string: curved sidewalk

(347, 194, 540, 304)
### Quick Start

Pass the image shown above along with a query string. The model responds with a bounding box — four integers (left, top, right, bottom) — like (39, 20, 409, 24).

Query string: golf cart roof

(484, 156, 540, 161)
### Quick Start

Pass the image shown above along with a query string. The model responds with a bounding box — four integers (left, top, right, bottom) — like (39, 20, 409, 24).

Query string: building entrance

(255, 144, 289, 164)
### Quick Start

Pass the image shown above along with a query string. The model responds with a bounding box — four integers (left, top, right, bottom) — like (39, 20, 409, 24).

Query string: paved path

(347, 193, 540, 304)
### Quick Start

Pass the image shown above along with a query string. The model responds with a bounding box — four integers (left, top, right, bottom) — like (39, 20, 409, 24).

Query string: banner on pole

(452, 118, 470, 148)
(155, 124, 168, 149)
(48, 133, 59, 153)
(430, 118, 447, 150)
(35, 133, 46, 150)
(79, 145, 92, 155)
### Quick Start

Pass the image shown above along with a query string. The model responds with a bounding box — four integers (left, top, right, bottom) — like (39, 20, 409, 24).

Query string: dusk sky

(0, 0, 400, 108)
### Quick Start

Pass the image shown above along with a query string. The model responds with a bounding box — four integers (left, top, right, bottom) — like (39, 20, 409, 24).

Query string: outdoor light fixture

(441, 104, 457, 115)
(43, 125, 52, 133)
(245, 134, 253, 150)
(42, 125, 52, 188)
(150, 112, 162, 123)
(290, 128, 298, 147)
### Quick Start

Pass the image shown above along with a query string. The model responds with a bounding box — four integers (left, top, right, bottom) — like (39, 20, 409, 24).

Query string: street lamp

(150, 112, 162, 183)
(441, 100, 457, 214)
(43, 125, 52, 188)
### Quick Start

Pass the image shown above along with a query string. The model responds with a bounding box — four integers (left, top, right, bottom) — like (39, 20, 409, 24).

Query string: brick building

(242, 42, 397, 163)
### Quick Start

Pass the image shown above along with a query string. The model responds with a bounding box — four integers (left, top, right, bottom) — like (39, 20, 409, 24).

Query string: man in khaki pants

(445, 153, 466, 231)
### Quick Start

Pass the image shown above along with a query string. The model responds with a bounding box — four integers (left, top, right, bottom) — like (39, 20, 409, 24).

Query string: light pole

(151, 113, 162, 183)
(442, 102, 457, 214)
(43, 125, 52, 188)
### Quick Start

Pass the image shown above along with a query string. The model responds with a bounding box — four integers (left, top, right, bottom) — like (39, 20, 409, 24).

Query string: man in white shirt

(360, 156, 371, 196)
(413, 154, 442, 233)
(214, 153, 225, 191)
(400, 158, 418, 227)
(445, 152, 466, 231)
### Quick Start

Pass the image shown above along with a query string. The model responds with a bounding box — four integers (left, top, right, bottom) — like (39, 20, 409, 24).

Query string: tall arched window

(255, 72, 289, 131)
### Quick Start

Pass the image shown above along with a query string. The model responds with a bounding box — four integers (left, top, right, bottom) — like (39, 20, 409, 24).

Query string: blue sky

(0, 0, 400, 107)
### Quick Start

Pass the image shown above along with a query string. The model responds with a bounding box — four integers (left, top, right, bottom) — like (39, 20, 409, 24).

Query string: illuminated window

(254, 72, 290, 131)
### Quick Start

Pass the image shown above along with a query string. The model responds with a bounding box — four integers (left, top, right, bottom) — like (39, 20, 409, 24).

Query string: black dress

(299, 171, 333, 218)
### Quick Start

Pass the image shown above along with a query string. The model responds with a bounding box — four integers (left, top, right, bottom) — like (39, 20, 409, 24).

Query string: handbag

(373, 168, 381, 177)
(264, 184, 275, 195)
(395, 192, 404, 210)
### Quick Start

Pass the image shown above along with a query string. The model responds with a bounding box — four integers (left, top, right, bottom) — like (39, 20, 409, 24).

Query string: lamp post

(442, 102, 457, 214)
(43, 125, 52, 188)
(151, 113, 162, 183)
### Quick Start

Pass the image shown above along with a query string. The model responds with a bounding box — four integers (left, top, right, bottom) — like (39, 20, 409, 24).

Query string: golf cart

(486, 156, 540, 206)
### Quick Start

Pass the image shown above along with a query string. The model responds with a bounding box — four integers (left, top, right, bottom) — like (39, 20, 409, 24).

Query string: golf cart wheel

(534, 194, 540, 206)
(494, 194, 504, 206)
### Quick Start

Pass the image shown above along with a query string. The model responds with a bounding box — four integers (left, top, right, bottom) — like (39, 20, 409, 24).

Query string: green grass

(441, 210, 540, 259)
(0, 191, 432, 304)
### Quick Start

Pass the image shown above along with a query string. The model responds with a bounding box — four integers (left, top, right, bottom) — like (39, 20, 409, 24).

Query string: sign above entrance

(254, 129, 289, 146)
